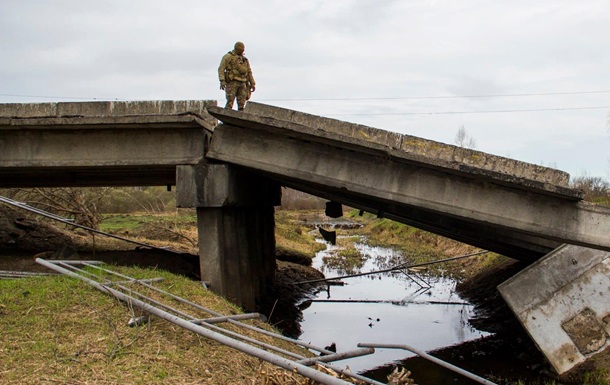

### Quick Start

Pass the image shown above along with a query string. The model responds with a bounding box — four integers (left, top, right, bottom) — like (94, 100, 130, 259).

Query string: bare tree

(3, 187, 112, 229)
(571, 174, 610, 202)
(454, 125, 476, 149)
(279, 188, 325, 210)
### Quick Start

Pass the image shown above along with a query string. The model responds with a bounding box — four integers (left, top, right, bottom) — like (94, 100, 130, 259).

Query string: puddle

(298, 239, 489, 374)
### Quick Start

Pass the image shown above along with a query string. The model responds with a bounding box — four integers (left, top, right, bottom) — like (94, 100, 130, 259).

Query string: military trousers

(224, 80, 248, 110)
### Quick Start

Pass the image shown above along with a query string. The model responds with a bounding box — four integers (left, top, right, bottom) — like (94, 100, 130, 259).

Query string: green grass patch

(99, 213, 197, 233)
(99, 214, 150, 231)
(322, 240, 366, 275)
(583, 369, 610, 385)
(0, 265, 311, 384)
(275, 210, 325, 259)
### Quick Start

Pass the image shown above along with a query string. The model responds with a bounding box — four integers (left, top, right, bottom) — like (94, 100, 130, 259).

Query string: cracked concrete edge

(0, 100, 218, 130)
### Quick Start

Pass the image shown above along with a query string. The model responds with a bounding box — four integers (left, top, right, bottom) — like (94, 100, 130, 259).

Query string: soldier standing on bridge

(218, 41, 256, 111)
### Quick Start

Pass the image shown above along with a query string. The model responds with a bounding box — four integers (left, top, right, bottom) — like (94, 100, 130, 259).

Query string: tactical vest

(226, 52, 250, 82)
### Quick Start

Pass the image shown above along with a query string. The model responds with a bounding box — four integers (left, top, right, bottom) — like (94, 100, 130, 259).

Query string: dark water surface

(299, 239, 488, 375)
(297, 238, 558, 384)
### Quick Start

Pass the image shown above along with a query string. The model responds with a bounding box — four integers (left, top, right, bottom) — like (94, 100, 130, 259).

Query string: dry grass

(0, 266, 315, 385)
(96, 210, 325, 259)
(275, 210, 326, 259)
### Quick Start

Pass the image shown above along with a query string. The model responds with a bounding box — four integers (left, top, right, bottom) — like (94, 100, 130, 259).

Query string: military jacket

(218, 51, 255, 84)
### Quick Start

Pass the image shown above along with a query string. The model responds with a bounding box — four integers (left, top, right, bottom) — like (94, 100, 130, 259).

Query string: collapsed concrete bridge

(2, 100, 610, 374)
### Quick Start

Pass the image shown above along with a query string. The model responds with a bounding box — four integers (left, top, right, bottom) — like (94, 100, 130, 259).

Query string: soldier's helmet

(234, 41, 245, 55)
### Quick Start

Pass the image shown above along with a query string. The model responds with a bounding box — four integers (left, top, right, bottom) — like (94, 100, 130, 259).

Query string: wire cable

(3, 89, 610, 102)
(326, 105, 610, 116)
(260, 90, 610, 102)
(2, 92, 609, 116)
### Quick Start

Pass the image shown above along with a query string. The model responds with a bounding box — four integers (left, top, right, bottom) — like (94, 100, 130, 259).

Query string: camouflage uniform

(218, 42, 255, 111)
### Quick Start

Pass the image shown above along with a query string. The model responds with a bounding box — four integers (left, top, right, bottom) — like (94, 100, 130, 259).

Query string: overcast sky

(1, 0, 609, 180)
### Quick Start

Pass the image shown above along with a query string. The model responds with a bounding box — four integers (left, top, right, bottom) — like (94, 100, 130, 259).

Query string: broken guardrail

(35, 258, 384, 385)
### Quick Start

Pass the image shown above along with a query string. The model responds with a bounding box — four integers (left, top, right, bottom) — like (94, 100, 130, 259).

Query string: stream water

(299, 238, 489, 377)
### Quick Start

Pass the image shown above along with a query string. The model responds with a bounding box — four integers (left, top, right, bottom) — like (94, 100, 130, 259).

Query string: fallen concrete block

(499, 244, 610, 374)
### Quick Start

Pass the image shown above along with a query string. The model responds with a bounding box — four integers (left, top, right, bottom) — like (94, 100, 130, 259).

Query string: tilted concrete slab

(499, 244, 610, 374)
(243, 102, 579, 199)
(0, 100, 217, 187)
(206, 105, 610, 258)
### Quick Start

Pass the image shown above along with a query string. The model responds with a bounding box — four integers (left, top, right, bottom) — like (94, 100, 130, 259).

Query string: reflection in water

(299, 239, 488, 374)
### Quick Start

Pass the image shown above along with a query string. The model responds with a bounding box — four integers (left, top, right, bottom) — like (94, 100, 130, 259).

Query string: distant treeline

(571, 175, 610, 205)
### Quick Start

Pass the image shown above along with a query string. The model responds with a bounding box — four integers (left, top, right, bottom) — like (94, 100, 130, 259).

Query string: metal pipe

(317, 363, 386, 385)
(56, 261, 307, 360)
(308, 299, 471, 306)
(46, 260, 105, 265)
(36, 258, 355, 385)
(54, 260, 385, 385)
(0, 195, 182, 254)
(59, 264, 201, 327)
(296, 250, 490, 285)
(83, 262, 226, 313)
(191, 313, 264, 325)
(0, 270, 56, 277)
(82, 262, 337, 355)
(357, 343, 498, 385)
(65, 262, 308, 360)
(296, 348, 375, 366)
(195, 317, 306, 360)
(104, 277, 165, 286)
(0, 196, 75, 222)
(53, 261, 385, 385)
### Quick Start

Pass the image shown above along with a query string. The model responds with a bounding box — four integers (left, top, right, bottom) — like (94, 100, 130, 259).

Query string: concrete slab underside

(206, 120, 610, 260)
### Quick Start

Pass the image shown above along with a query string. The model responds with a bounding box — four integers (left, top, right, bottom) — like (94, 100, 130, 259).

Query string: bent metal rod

(36, 258, 384, 385)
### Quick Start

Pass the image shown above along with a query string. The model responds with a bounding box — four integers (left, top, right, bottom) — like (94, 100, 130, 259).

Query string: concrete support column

(177, 162, 280, 310)
(197, 205, 276, 309)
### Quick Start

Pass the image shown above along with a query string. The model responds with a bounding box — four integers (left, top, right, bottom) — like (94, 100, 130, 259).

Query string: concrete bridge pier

(176, 162, 281, 310)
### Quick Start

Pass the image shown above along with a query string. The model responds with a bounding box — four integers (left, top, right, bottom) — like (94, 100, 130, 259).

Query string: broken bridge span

(2, 99, 610, 374)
